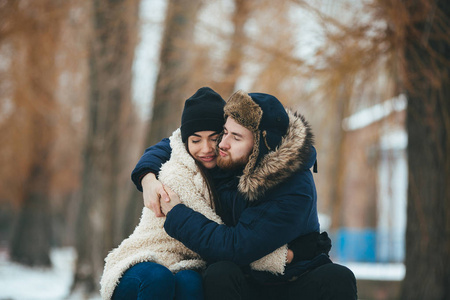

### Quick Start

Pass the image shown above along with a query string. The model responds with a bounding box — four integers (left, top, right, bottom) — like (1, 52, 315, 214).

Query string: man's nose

(219, 136, 229, 149)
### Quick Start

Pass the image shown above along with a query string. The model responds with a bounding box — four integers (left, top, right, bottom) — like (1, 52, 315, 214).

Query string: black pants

(203, 261, 357, 300)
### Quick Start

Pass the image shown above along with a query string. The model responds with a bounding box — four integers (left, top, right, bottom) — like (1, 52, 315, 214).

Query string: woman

(100, 87, 287, 300)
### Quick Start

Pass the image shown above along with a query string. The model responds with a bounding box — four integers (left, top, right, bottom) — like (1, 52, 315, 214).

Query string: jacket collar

(238, 110, 314, 201)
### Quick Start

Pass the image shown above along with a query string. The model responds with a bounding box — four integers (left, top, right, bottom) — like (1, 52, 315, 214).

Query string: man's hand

(141, 173, 169, 217)
(286, 249, 294, 264)
(288, 231, 332, 264)
(160, 186, 181, 216)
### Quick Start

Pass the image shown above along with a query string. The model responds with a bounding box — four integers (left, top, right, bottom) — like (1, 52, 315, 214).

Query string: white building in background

(377, 128, 407, 262)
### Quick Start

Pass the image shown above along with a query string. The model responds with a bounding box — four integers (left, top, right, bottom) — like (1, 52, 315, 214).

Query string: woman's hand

(160, 185, 182, 215)
(142, 173, 169, 217)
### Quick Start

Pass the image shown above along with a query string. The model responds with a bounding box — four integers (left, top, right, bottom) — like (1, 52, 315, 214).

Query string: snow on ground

(343, 262, 405, 281)
(0, 247, 404, 300)
(0, 247, 100, 300)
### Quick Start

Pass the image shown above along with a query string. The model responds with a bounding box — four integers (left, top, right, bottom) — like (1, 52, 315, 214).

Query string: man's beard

(216, 152, 248, 171)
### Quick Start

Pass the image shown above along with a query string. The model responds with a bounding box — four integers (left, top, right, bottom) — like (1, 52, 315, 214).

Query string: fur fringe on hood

(224, 91, 263, 131)
(239, 110, 314, 201)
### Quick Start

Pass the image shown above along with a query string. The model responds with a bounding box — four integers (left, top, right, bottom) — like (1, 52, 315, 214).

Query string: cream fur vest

(100, 129, 287, 299)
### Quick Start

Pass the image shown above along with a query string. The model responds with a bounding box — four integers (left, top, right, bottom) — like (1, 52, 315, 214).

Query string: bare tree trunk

(400, 1, 450, 299)
(72, 0, 139, 295)
(328, 81, 353, 231)
(5, 0, 66, 267)
(218, 0, 250, 97)
(146, 0, 203, 146)
(10, 124, 53, 266)
(123, 0, 203, 236)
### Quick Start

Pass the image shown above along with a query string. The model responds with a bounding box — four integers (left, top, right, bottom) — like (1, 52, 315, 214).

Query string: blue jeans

(112, 262, 204, 300)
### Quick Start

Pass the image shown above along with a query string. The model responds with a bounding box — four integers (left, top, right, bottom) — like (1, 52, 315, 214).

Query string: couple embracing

(101, 87, 357, 300)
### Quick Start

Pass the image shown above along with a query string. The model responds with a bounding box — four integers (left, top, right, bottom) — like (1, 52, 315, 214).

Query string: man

(132, 90, 357, 299)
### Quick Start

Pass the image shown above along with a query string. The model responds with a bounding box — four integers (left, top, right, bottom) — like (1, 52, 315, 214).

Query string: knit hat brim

(181, 87, 226, 142)
(181, 118, 224, 141)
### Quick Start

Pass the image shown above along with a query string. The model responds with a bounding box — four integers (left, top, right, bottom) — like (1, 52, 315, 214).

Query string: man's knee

(320, 263, 356, 284)
(203, 261, 244, 283)
(315, 263, 357, 299)
(203, 261, 248, 299)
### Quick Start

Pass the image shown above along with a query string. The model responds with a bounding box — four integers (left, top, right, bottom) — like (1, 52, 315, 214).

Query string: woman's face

(187, 131, 220, 169)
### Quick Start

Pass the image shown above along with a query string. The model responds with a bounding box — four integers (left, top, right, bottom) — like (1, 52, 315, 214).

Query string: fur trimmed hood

(239, 110, 314, 201)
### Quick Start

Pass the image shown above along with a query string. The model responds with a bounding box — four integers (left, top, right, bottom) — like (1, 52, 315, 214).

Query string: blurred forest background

(0, 0, 449, 299)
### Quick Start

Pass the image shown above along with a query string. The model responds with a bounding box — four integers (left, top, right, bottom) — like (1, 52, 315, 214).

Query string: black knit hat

(181, 87, 226, 142)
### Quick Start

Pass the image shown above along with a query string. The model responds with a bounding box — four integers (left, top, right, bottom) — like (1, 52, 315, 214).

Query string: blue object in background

(330, 228, 377, 262)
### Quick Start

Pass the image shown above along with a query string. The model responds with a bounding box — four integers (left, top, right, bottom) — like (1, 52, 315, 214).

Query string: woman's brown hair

(185, 143, 223, 218)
